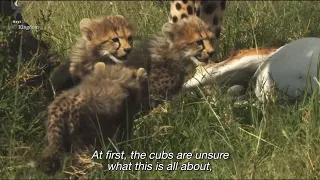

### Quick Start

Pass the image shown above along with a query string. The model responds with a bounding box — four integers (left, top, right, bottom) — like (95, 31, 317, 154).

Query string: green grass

(1, 1, 320, 179)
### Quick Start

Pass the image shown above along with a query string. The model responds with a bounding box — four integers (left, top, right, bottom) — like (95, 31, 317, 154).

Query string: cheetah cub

(169, 0, 227, 63)
(125, 16, 215, 111)
(40, 62, 147, 175)
(48, 15, 134, 96)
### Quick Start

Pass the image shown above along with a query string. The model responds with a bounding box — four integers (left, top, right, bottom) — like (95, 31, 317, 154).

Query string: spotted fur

(169, 0, 227, 63)
(40, 62, 147, 175)
(125, 16, 214, 111)
(48, 15, 134, 96)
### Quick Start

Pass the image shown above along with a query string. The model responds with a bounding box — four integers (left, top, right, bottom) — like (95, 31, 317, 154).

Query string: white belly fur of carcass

(253, 37, 320, 102)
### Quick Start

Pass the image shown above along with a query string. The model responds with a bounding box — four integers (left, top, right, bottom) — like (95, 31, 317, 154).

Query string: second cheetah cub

(125, 16, 215, 111)
(40, 62, 147, 176)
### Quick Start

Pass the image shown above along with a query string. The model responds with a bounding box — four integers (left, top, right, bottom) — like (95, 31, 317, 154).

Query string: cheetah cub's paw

(93, 62, 106, 73)
(136, 68, 147, 82)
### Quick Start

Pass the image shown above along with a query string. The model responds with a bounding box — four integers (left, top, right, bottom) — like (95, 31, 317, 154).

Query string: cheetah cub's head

(162, 16, 215, 63)
(93, 62, 147, 90)
(80, 15, 134, 63)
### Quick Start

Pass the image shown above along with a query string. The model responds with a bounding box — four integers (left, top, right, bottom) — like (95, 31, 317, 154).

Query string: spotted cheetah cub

(48, 15, 134, 96)
(125, 16, 214, 111)
(40, 62, 147, 175)
(169, 0, 227, 63)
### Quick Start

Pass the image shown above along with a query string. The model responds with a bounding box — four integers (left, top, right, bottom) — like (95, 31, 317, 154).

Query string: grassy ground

(1, 1, 320, 179)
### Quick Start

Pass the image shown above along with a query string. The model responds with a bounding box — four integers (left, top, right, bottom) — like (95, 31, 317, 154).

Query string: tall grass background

(1, 1, 320, 179)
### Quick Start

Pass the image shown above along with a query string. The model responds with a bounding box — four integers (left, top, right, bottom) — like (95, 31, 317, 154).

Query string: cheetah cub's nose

(208, 51, 215, 57)
(124, 48, 132, 54)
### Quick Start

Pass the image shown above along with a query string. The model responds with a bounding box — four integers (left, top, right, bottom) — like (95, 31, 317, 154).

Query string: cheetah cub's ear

(162, 22, 176, 45)
(136, 68, 147, 83)
(80, 18, 94, 41)
(93, 62, 106, 75)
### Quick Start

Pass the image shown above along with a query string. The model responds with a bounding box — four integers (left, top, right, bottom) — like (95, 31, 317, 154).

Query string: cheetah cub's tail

(40, 87, 86, 174)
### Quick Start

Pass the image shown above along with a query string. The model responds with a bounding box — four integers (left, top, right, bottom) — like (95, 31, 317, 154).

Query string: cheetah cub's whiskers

(107, 54, 124, 64)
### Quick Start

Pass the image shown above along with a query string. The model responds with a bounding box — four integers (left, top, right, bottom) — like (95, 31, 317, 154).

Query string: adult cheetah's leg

(199, 0, 227, 63)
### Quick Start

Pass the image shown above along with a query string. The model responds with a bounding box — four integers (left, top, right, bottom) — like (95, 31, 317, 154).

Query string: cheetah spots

(196, 9, 200, 17)
(200, 0, 208, 5)
(131, 72, 137, 79)
(215, 27, 221, 39)
(221, 0, 226, 10)
(187, 5, 193, 15)
(203, 2, 217, 15)
(176, 2, 182, 10)
(213, 15, 219, 25)
(51, 106, 58, 112)
(181, 13, 187, 19)
(182, 0, 188, 4)
(58, 107, 64, 112)
(152, 76, 159, 81)
(173, 16, 178, 23)
(162, 80, 170, 85)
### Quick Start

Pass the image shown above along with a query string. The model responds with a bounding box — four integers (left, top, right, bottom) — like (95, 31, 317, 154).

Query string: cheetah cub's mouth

(190, 56, 207, 66)
(101, 50, 127, 64)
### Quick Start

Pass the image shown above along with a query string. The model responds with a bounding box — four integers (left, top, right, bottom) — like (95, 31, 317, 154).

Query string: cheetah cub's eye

(101, 40, 108, 45)
(112, 38, 119, 42)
